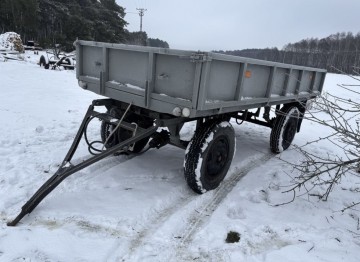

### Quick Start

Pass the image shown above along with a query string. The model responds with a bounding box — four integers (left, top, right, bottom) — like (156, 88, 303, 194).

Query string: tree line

(216, 32, 360, 74)
(0, 0, 169, 51)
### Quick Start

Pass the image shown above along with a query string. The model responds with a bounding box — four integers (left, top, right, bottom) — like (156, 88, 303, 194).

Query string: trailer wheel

(62, 58, 73, 70)
(117, 113, 153, 153)
(101, 120, 119, 149)
(270, 105, 300, 153)
(184, 121, 235, 194)
(39, 55, 49, 69)
(100, 110, 152, 153)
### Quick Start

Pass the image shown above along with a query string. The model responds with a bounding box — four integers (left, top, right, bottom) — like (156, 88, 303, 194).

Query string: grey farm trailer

(8, 41, 326, 226)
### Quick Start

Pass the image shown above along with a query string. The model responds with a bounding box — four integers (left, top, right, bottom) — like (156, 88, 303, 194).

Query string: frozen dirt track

(0, 56, 360, 261)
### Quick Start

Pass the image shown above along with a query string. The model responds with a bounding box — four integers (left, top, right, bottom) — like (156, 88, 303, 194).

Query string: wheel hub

(206, 136, 229, 180)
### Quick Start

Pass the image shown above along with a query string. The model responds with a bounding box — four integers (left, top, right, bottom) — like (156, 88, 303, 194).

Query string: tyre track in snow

(174, 153, 274, 258)
(109, 152, 274, 261)
(107, 190, 195, 261)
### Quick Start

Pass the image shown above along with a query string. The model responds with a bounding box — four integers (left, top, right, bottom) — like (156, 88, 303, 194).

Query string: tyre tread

(270, 105, 299, 153)
(184, 120, 235, 194)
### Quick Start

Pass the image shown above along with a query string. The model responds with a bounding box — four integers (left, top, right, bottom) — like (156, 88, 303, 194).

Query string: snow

(0, 55, 360, 261)
(109, 80, 144, 91)
(206, 99, 221, 103)
(85, 75, 100, 80)
(201, 132, 214, 153)
(219, 121, 232, 128)
(194, 130, 214, 193)
(127, 83, 144, 91)
(195, 157, 206, 194)
(299, 91, 310, 95)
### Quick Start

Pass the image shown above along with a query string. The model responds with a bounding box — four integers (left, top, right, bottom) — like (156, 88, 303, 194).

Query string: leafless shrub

(278, 67, 360, 209)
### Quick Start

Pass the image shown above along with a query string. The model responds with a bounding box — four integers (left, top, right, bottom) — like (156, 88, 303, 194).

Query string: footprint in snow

(242, 225, 291, 255)
(227, 206, 246, 220)
(248, 189, 270, 204)
(35, 125, 44, 133)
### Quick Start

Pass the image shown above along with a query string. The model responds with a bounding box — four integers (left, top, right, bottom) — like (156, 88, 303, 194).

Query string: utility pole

(136, 8, 147, 32)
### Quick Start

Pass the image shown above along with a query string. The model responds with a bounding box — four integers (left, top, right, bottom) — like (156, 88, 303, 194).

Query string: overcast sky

(116, 0, 360, 51)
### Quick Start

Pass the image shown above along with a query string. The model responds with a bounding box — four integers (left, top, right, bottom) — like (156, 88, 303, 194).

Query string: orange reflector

(245, 70, 252, 78)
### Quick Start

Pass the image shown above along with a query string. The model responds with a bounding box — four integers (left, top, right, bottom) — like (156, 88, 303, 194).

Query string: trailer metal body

(75, 40, 326, 118)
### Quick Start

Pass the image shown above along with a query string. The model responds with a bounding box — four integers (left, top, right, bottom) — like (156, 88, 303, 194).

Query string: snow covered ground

(0, 52, 359, 261)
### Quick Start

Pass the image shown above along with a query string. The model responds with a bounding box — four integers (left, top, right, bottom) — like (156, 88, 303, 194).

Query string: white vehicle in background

(39, 44, 75, 70)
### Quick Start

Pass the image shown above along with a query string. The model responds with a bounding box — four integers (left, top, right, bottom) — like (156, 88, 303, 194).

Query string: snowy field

(0, 52, 359, 261)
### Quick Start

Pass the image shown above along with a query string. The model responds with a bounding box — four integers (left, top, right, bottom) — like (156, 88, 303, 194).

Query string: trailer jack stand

(7, 100, 158, 227)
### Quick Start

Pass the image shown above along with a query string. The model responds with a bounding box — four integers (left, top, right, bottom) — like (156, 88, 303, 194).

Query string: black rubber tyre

(39, 55, 49, 69)
(100, 119, 119, 149)
(270, 105, 300, 153)
(62, 58, 73, 70)
(184, 120, 236, 194)
(117, 113, 153, 153)
(100, 110, 153, 153)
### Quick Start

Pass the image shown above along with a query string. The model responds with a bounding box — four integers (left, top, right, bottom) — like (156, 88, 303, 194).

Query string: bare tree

(217, 32, 360, 74)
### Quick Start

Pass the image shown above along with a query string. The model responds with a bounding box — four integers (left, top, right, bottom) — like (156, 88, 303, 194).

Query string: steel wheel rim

(205, 135, 230, 183)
